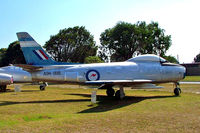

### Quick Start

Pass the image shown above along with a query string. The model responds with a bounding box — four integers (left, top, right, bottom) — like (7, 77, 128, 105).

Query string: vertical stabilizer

(17, 32, 57, 65)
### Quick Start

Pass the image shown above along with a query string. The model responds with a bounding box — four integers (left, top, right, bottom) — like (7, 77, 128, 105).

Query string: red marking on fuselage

(90, 74, 96, 77)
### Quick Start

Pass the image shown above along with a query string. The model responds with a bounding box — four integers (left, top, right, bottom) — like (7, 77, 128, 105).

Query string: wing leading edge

(85, 79, 153, 84)
(85, 79, 163, 89)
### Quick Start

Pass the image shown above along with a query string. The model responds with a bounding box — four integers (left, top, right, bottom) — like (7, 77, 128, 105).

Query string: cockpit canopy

(127, 54, 167, 63)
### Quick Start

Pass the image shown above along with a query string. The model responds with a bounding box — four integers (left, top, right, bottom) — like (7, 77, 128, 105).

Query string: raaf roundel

(86, 70, 100, 81)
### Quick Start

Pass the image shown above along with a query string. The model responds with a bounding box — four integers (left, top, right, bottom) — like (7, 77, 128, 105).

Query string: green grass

(182, 76, 200, 82)
(0, 84, 199, 132)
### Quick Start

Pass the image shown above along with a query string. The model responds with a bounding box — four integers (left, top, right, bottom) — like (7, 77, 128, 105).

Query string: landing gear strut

(106, 86, 125, 99)
(40, 82, 48, 91)
(174, 82, 181, 96)
(115, 86, 125, 100)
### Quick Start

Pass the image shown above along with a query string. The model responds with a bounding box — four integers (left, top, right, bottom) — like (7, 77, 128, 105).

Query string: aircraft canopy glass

(127, 54, 167, 62)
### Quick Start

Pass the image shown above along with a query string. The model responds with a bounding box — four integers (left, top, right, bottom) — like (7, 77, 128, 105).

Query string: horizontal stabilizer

(14, 64, 43, 71)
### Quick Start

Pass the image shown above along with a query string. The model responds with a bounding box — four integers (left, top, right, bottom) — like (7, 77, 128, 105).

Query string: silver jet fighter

(16, 32, 186, 99)
(0, 66, 32, 92)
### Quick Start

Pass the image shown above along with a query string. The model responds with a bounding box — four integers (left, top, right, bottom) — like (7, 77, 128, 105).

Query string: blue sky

(0, 0, 199, 63)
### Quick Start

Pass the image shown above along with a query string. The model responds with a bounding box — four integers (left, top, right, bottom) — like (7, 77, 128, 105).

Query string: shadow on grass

(20, 90, 41, 92)
(0, 89, 41, 93)
(0, 99, 90, 107)
(0, 92, 175, 113)
(68, 93, 176, 113)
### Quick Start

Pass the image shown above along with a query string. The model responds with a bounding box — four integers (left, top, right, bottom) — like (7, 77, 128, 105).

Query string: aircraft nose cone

(180, 65, 186, 79)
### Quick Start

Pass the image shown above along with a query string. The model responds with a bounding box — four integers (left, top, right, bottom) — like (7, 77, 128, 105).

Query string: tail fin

(17, 32, 58, 65)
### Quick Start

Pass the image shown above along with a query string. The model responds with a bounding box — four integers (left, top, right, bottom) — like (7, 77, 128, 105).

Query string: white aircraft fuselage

(15, 32, 186, 98)
(30, 57, 185, 87)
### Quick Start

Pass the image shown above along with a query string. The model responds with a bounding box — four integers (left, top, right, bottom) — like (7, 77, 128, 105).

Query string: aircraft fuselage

(30, 61, 185, 86)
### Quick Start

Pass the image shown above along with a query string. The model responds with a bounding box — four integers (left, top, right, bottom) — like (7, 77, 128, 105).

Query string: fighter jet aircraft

(0, 66, 32, 92)
(16, 32, 186, 99)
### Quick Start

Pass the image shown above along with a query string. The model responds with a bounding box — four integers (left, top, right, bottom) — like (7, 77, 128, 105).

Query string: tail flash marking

(39, 50, 48, 59)
(33, 50, 48, 60)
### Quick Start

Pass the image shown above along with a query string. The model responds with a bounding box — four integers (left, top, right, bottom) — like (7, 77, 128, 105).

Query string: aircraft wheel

(115, 90, 120, 99)
(40, 85, 45, 91)
(115, 89, 125, 100)
(0, 85, 6, 92)
(106, 88, 115, 97)
(174, 88, 181, 96)
(179, 88, 182, 93)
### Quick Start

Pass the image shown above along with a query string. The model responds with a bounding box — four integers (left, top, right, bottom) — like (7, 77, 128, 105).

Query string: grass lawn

(182, 76, 200, 82)
(0, 84, 199, 133)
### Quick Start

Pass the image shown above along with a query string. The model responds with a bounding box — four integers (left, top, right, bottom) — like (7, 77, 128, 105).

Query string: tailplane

(17, 32, 62, 65)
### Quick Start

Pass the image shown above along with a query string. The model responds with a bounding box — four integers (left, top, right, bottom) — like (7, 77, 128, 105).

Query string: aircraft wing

(85, 79, 153, 85)
(85, 79, 163, 89)
(14, 64, 43, 71)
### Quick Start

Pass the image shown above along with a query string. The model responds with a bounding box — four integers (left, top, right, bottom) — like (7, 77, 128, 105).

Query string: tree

(84, 56, 104, 63)
(99, 21, 171, 62)
(194, 53, 200, 62)
(99, 22, 138, 62)
(44, 26, 97, 63)
(0, 48, 7, 64)
(137, 21, 171, 56)
(0, 41, 26, 67)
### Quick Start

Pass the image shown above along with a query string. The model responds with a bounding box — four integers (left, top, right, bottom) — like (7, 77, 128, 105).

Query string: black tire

(40, 86, 45, 91)
(115, 90, 120, 99)
(178, 88, 182, 93)
(174, 88, 180, 96)
(106, 88, 115, 97)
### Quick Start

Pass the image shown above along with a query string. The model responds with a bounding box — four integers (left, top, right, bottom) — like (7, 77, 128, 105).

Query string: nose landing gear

(174, 82, 181, 96)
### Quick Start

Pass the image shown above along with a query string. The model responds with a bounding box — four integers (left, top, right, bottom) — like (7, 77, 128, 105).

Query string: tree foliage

(84, 56, 104, 63)
(0, 48, 7, 64)
(0, 22, 172, 65)
(0, 41, 26, 67)
(44, 26, 97, 63)
(194, 53, 200, 62)
(99, 21, 171, 62)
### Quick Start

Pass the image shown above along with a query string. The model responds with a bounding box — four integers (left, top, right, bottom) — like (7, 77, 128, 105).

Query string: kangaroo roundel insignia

(86, 70, 100, 81)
